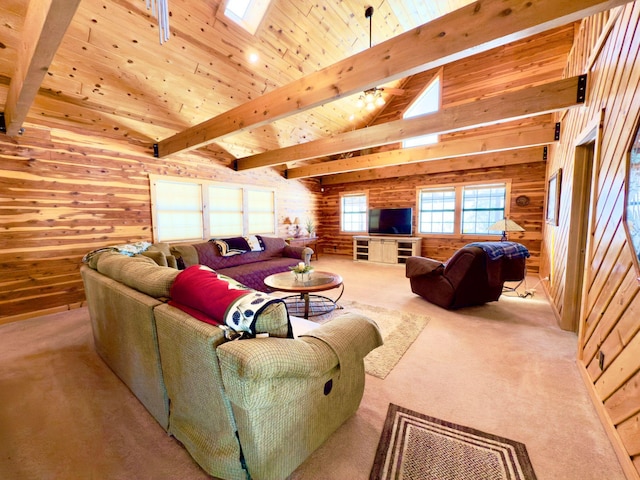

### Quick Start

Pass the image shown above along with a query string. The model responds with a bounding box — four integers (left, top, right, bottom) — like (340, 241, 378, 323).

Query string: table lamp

(489, 217, 525, 241)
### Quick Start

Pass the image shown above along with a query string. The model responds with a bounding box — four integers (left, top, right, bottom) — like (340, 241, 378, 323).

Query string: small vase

(293, 271, 311, 282)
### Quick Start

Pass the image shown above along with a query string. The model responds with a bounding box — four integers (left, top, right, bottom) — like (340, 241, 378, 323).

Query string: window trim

(416, 180, 512, 237)
(149, 174, 276, 243)
(340, 191, 369, 234)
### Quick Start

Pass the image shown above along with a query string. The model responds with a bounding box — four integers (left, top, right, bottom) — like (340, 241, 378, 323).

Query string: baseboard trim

(539, 278, 563, 327)
(0, 302, 86, 326)
(577, 362, 640, 480)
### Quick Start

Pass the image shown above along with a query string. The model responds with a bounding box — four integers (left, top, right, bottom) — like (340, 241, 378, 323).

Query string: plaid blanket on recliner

(465, 241, 530, 260)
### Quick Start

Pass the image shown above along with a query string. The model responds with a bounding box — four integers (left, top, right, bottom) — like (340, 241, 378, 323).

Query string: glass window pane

(403, 77, 440, 148)
(341, 194, 367, 232)
(210, 186, 242, 210)
(210, 212, 243, 237)
(418, 187, 455, 234)
(155, 181, 203, 241)
(247, 189, 275, 234)
(461, 184, 506, 234)
(210, 186, 243, 237)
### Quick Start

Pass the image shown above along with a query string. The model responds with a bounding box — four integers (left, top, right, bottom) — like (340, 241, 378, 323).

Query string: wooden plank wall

(318, 150, 545, 272)
(541, 4, 640, 478)
(316, 26, 576, 272)
(0, 128, 319, 323)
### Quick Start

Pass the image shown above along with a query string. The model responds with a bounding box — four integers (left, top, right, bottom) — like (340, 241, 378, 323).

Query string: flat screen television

(368, 207, 413, 235)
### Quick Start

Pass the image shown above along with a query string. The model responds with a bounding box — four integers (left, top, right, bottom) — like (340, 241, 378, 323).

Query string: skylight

(227, 0, 250, 18)
(224, 0, 271, 35)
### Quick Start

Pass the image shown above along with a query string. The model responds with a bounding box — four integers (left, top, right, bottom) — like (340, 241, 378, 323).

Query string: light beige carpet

(323, 300, 430, 379)
(0, 255, 627, 480)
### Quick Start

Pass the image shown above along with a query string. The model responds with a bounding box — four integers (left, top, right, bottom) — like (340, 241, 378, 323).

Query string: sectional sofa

(80, 246, 382, 480)
(145, 235, 314, 292)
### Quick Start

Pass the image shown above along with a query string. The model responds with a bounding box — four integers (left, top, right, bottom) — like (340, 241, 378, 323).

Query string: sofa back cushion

(192, 236, 287, 270)
(96, 251, 179, 299)
(212, 235, 265, 256)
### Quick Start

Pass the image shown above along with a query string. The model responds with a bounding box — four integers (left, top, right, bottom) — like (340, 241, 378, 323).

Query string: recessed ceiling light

(249, 52, 259, 63)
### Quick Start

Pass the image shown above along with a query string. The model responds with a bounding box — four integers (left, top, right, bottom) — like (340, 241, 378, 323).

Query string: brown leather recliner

(405, 243, 528, 309)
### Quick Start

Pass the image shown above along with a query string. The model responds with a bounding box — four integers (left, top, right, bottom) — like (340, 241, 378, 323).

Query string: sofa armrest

(217, 313, 381, 408)
(219, 313, 380, 379)
(283, 245, 309, 259)
(405, 256, 445, 278)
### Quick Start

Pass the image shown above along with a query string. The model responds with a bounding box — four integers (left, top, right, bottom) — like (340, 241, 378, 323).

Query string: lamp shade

(489, 217, 524, 242)
(489, 218, 525, 232)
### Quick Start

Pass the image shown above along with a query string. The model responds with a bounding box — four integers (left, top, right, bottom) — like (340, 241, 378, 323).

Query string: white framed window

(223, 0, 271, 35)
(462, 184, 507, 234)
(153, 180, 203, 242)
(209, 185, 244, 237)
(247, 189, 275, 234)
(418, 182, 508, 236)
(341, 192, 368, 233)
(403, 72, 441, 148)
(418, 187, 456, 234)
(150, 175, 276, 242)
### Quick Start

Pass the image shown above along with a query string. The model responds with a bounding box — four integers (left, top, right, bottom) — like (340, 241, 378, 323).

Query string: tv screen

(368, 208, 413, 235)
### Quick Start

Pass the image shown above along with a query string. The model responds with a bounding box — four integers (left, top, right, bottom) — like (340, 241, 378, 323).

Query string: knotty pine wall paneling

(316, 27, 574, 272)
(0, 126, 320, 324)
(542, 5, 640, 478)
(319, 151, 545, 273)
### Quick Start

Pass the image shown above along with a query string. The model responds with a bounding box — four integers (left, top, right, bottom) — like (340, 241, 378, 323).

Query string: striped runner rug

(370, 404, 537, 480)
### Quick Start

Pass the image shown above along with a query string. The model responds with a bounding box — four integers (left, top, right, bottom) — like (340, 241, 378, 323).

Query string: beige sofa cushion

(142, 242, 178, 268)
(170, 244, 199, 269)
(96, 251, 179, 299)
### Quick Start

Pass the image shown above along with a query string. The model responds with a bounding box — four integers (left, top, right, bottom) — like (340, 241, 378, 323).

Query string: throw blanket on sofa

(81, 241, 153, 265)
(465, 241, 530, 260)
(212, 235, 265, 257)
(169, 265, 285, 336)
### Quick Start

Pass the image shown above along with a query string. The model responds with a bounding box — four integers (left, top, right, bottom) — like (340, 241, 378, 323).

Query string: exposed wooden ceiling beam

(285, 123, 557, 179)
(321, 147, 546, 185)
(237, 75, 583, 170)
(3, 0, 81, 137)
(155, 0, 630, 158)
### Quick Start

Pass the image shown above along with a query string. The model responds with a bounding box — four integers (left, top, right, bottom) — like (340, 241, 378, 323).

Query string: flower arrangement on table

(289, 262, 313, 281)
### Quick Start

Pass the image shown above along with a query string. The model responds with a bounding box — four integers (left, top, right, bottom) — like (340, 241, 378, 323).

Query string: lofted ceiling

(0, 0, 472, 153)
(0, 0, 631, 180)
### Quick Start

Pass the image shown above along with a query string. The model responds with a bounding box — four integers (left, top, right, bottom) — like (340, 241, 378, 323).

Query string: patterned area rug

(319, 300, 430, 379)
(370, 404, 538, 480)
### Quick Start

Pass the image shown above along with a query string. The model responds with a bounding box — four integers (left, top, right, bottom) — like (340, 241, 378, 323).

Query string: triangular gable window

(224, 0, 271, 35)
(403, 75, 441, 148)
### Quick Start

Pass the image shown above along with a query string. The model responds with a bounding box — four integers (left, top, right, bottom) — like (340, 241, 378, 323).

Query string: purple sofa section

(191, 237, 307, 292)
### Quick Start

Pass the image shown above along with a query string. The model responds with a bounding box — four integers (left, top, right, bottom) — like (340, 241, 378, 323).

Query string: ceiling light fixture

(145, 0, 170, 44)
(354, 7, 385, 114)
(357, 87, 386, 111)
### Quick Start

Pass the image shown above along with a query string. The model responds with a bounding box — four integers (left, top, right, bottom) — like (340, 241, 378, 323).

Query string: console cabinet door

(368, 238, 383, 262)
(381, 240, 397, 264)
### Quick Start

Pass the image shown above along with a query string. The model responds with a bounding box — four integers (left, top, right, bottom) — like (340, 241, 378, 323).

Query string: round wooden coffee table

(264, 270, 344, 318)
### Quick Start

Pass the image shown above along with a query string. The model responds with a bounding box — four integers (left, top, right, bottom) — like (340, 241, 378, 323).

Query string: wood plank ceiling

(0, 0, 633, 181)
